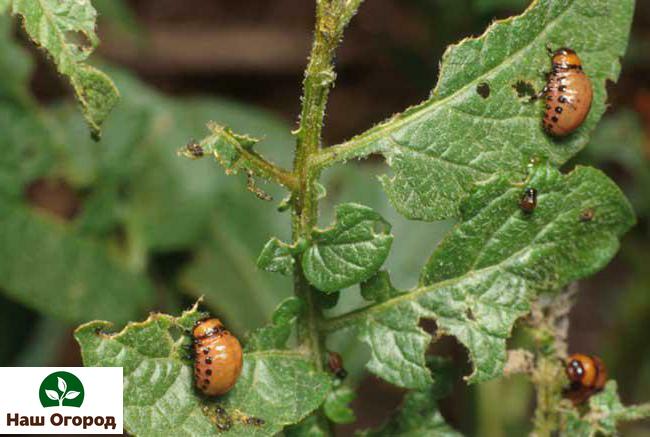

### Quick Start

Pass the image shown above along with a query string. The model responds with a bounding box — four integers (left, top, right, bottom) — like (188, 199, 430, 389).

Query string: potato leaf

(340, 164, 634, 388)
(12, 0, 119, 137)
(318, 0, 634, 221)
(303, 203, 393, 293)
(75, 305, 331, 436)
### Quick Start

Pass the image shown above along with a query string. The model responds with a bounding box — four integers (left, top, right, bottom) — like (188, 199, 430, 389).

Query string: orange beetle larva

(193, 318, 243, 396)
(542, 48, 593, 136)
(564, 353, 607, 405)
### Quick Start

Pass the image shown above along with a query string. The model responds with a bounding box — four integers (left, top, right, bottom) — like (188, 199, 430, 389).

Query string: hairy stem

(292, 0, 364, 367)
(529, 284, 577, 436)
(237, 147, 298, 191)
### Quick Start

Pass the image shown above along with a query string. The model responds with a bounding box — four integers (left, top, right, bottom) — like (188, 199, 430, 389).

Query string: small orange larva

(564, 353, 607, 405)
(542, 48, 593, 136)
(193, 318, 243, 396)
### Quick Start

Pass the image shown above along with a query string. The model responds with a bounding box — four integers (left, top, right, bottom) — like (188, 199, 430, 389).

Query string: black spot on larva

(559, 85, 567, 92)
(546, 104, 551, 109)
(204, 379, 210, 385)
(205, 358, 212, 365)
(559, 95, 568, 103)
(555, 106, 563, 113)
(206, 369, 212, 376)
(203, 348, 210, 355)
(552, 116, 559, 122)
(546, 95, 553, 101)
(476, 82, 490, 98)
(513, 80, 536, 99)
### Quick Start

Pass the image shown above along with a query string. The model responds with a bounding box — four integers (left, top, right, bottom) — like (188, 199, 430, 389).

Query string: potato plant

(1, 0, 649, 435)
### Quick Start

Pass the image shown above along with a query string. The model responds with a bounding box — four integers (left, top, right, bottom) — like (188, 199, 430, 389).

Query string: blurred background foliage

(0, 0, 648, 435)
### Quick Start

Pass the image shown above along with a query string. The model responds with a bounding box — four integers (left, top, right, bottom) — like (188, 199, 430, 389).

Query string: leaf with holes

(75, 305, 331, 436)
(341, 164, 633, 388)
(12, 0, 119, 137)
(316, 0, 634, 221)
(302, 203, 393, 293)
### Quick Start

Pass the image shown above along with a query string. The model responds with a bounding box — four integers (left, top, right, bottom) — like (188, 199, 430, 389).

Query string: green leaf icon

(39, 372, 85, 408)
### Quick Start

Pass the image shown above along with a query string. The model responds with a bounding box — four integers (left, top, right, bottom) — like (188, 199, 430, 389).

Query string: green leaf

(323, 386, 356, 424)
(257, 237, 297, 276)
(284, 415, 329, 437)
(360, 270, 403, 304)
(0, 0, 9, 14)
(564, 381, 650, 436)
(75, 306, 331, 436)
(12, 0, 119, 137)
(358, 390, 461, 437)
(303, 203, 393, 293)
(0, 15, 32, 103)
(320, 0, 634, 221)
(0, 204, 153, 323)
(346, 164, 634, 388)
(245, 297, 303, 352)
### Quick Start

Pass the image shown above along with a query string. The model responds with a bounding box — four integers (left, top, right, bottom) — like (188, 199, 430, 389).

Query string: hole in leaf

(64, 30, 93, 53)
(476, 82, 490, 98)
(513, 80, 536, 100)
(418, 318, 438, 336)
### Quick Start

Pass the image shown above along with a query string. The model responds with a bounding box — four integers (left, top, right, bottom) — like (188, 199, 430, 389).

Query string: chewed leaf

(74, 304, 330, 436)
(64, 391, 80, 400)
(12, 0, 119, 137)
(45, 390, 60, 401)
(302, 203, 393, 293)
(57, 377, 67, 393)
(347, 164, 634, 388)
(319, 0, 634, 220)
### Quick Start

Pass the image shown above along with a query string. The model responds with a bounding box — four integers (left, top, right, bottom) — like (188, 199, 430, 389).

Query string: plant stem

(237, 147, 298, 191)
(531, 356, 565, 437)
(529, 285, 577, 436)
(292, 0, 363, 368)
